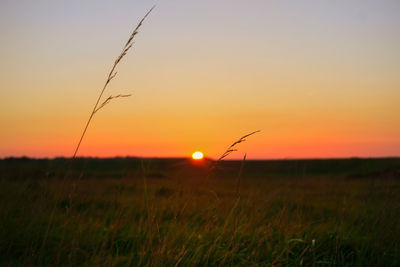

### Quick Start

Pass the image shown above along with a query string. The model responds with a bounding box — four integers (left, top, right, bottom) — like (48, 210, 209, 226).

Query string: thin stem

(72, 6, 154, 159)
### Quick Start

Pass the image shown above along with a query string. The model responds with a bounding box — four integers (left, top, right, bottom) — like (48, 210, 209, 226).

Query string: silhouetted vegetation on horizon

(1, 157, 399, 180)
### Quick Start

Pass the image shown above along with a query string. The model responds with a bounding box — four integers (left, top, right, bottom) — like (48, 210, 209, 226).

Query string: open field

(1, 158, 400, 266)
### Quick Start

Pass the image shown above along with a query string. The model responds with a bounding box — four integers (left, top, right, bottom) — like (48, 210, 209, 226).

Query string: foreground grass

(0, 161, 399, 266)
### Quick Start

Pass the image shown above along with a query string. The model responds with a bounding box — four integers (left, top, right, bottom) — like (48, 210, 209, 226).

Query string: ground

(0, 158, 399, 266)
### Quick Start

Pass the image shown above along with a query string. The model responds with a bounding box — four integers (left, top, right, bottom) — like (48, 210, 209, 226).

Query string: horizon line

(2, 155, 400, 161)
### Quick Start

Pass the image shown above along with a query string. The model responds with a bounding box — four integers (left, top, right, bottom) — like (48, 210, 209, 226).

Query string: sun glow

(192, 151, 204, 160)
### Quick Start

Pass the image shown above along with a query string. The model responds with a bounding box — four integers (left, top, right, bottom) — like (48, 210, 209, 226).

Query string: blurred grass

(0, 158, 399, 266)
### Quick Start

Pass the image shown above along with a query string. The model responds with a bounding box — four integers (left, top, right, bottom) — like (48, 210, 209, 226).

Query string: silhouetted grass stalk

(39, 8, 155, 262)
(72, 6, 155, 159)
(207, 130, 260, 178)
(235, 153, 247, 197)
(178, 131, 260, 217)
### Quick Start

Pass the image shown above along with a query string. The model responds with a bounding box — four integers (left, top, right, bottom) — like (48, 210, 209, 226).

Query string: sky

(0, 0, 399, 159)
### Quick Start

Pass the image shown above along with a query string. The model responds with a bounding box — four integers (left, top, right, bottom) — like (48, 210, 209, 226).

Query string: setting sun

(192, 151, 204, 160)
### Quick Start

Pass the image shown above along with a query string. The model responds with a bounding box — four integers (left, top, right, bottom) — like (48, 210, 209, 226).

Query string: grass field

(0, 157, 399, 266)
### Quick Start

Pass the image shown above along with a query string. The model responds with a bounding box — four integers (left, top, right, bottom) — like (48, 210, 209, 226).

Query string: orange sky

(1, 1, 399, 159)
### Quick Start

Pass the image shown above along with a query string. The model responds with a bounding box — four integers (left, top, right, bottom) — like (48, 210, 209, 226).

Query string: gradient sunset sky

(1, 0, 399, 159)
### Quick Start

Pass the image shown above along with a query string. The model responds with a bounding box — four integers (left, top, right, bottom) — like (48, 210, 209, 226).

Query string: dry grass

(72, 6, 155, 159)
(217, 130, 261, 162)
(1, 161, 399, 266)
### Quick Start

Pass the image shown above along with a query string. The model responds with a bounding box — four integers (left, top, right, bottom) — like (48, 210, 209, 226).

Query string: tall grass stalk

(38, 8, 154, 263)
(72, 6, 155, 159)
(216, 130, 260, 162)
(178, 131, 260, 218)
(207, 130, 260, 178)
(235, 153, 247, 198)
